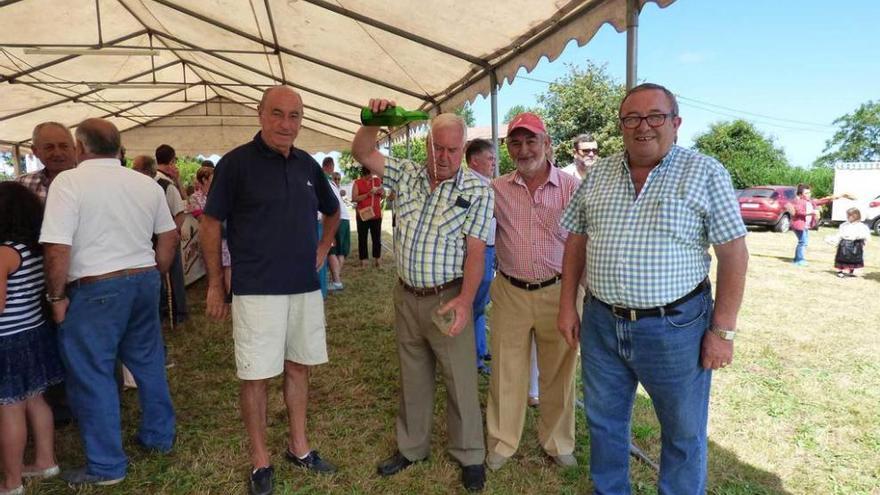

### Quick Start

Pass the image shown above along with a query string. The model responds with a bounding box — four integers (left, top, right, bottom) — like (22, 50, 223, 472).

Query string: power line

(674, 94, 833, 129)
(678, 100, 830, 134)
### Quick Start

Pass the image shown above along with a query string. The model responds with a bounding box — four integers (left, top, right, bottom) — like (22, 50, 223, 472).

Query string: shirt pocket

(535, 202, 566, 240)
(435, 205, 468, 238)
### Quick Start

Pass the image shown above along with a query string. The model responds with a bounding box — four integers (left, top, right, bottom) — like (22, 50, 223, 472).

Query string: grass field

(25, 225, 880, 494)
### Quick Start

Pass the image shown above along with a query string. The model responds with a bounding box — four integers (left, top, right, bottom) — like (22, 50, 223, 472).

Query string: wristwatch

(710, 326, 736, 341)
(45, 293, 67, 303)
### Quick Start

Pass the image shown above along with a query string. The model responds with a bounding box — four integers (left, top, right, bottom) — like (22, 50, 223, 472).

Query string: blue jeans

(793, 229, 808, 262)
(472, 246, 494, 366)
(58, 270, 175, 479)
(581, 289, 712, 495)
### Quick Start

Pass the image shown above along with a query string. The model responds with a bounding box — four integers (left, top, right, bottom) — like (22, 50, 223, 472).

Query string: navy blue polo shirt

(205, 132, 339, 295)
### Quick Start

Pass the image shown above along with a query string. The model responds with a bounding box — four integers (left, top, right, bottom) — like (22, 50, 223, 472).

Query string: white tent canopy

(0, 0, 675, 155)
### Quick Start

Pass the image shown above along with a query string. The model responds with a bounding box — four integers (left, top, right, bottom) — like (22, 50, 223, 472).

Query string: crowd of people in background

(0, 80, 874, 495)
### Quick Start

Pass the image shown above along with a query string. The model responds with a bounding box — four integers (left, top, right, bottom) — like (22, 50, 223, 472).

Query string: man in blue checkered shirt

(558, 83, 749, 494)
(352, 99, 493, 493)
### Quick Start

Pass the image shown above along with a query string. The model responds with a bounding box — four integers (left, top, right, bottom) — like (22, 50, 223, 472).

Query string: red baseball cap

(507, 112, 546, 135)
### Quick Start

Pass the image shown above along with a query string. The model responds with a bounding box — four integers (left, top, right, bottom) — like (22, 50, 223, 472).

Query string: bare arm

(200, 214, 228, 320)
(711, 236, 749, 330)
(558, 233, 587, 348)
(438, 235, 486, 337)
(173, 212, 185, 232)
(701, 235, 749, 370)
(154, 229, 179, 274)
(43, 243, 71, 323)
(351, 99, 397, 177)
(0, 246, 19, 312)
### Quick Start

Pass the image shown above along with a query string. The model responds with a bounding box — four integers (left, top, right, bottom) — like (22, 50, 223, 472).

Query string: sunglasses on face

(576, 148, 599, 155)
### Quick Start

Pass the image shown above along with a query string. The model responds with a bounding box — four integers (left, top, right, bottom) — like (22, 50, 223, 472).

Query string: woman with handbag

(353, 167, 384, 268)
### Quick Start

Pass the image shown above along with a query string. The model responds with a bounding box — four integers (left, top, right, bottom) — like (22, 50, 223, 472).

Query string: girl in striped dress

(0, 182, 64, 495)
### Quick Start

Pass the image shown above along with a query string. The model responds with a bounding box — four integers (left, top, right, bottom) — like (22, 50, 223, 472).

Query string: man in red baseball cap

(483, 112, 581, 471)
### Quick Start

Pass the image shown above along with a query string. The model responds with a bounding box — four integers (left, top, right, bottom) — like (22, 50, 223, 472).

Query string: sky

(468, 0, 880, 169)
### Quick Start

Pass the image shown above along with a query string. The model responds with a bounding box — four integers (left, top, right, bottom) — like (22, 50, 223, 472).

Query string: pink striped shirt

(492, 165, 580, 282)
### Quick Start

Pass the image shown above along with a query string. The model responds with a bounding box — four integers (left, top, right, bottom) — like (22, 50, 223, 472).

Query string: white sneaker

(23, 464, 60, 479)
(331, 282, 344, 291)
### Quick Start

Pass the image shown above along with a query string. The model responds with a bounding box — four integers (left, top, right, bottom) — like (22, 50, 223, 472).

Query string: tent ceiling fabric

(0, 0, 675, 154)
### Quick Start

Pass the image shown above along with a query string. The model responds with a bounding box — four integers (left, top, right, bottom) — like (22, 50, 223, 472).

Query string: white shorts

(231, 291, 327, 380)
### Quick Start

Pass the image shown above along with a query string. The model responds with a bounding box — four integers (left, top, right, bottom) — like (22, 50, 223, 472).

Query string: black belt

(500, 271, 561, 291)
(399, 278, 462, 297)
(594, 279, 710, 321)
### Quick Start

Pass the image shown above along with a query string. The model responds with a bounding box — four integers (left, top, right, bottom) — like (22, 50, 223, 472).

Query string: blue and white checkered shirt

(385, 159, 494, 288)
(561, 145, 746, 308)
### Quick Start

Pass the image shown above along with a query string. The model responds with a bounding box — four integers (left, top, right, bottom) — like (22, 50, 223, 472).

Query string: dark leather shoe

(248, 466, 274, 495)
(376, 451, 420, 477)
(284, 449, 337, 474)
(461, 464, 485, 492)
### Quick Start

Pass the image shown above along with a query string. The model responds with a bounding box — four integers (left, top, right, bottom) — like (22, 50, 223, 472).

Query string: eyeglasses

(619, 113, 676, 129)
(575, 147, 599, 155)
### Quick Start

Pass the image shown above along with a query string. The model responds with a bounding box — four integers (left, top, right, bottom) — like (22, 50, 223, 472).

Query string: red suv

(738, 186, 798, 233)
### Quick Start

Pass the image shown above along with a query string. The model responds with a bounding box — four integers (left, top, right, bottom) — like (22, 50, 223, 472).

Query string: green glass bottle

(360, 106, 430, 127)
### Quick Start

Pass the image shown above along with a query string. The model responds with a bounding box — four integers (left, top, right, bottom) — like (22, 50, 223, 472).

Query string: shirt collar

(155, 170, 172, 182)
(253, 131, 295, 159)
(621, 145, 680, 173)
(78, 158, 121, 168)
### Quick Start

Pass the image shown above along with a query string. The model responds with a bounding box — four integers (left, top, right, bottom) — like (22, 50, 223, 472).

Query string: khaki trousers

(486, 276, 578, 457)
(393, 283, 485, 466)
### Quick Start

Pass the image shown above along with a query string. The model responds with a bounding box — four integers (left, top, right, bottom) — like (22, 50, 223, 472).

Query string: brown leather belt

(500, 271, 561, 291)
(68, 266, 156, 289)
(399, 278, 462, 297)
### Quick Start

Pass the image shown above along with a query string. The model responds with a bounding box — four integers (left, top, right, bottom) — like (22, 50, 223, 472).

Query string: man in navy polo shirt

(201, 86, 340, 495)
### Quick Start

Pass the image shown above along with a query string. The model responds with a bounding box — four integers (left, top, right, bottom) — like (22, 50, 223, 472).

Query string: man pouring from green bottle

(352, 99, 495, 493)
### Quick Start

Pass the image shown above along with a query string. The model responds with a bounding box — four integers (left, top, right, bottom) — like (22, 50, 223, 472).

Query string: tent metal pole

(626, 0, 639, 90)
(12, 145, 23, 176)
(490, 70, 499, 177)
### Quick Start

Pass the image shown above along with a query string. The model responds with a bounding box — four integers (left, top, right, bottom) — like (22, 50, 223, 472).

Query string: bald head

(75, 118, 121, 161)
(258, 86, 304, 157)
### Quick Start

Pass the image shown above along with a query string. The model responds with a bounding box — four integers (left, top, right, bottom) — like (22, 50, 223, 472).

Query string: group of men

(15, 81, 748, 495)
(350, 82, 748, 494)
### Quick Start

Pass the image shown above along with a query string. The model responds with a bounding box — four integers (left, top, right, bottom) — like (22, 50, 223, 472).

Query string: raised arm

(351, 99, 397, 177)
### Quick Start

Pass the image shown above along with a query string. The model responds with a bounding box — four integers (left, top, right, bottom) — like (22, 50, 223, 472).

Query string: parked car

(738, 185, 822, 233)
(866, 194, 880, 236)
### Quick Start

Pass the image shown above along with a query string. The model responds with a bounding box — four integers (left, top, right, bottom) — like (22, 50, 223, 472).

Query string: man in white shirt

(40, 118, 178, 486)
(465, 138, 496, 374)
(561, 133, 599, 180)
(154, 144, 188, 324)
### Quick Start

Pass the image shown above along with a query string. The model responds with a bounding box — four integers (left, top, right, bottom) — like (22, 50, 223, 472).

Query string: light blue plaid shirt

(385, 159, 494, 288)
(561, 145, 746, 308)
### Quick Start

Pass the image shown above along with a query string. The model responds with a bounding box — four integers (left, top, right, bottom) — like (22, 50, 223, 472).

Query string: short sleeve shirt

(384, 159, 493, 288)
(205, 133, 339, 295)
(561, 145, 747, 307)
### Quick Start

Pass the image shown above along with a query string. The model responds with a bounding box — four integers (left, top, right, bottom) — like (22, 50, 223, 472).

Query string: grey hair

(31, 122, 73, 148)
(430, 113, 467, 146)
(132, 155, 157, 177)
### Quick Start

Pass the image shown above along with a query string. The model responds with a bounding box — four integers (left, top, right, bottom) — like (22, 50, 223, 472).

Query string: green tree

(537, 61, 626, 166)
(692, 120, 790, 189)
(503, 104, 541, 124)
(454, 103, 476, 127)
(815, 100, 880, 166)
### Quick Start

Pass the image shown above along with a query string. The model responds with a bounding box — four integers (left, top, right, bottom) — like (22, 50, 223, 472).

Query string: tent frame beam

(158, 34, 365, 111)
(0, 29, 149, 83)
(182, 64, 361, 127)
(626, 0, 639, 89)
(299, 0, 489, 68)
(147, 0, 435, 103)
(185, 62, 360, 126)
(0, 60, 181, 122)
